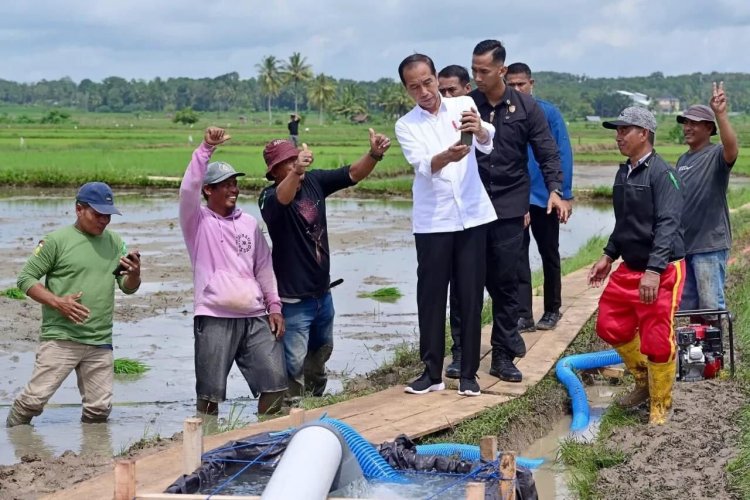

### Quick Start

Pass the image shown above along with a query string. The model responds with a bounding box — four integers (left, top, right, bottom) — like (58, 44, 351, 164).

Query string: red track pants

(596, 260, 685, 363)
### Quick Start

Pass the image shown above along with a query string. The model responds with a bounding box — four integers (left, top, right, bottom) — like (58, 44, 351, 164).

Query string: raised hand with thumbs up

(349, 128, 392, 182)
(294, 143, 314, 175)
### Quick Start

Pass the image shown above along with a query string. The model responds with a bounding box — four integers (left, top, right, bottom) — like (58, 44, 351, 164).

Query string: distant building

(585, 115, 601, 123)
(616, 90, 651, 107)
(655, 96, 681, 113)
(352, 113, 369, 124)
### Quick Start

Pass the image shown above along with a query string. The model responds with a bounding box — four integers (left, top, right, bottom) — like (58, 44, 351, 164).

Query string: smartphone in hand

(113, 251, 140, 276)
(460, 131, 473, 146)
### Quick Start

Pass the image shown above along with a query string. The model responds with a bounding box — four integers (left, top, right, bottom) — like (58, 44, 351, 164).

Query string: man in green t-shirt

(6, 182, 142, 427)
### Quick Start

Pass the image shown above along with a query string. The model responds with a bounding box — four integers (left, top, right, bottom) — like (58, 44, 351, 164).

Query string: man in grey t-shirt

(676, 82, 739, 315)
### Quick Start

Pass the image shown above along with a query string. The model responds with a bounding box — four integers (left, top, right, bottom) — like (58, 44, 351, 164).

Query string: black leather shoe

(518, 317, 536, 333)
(536, 311, 562, 331)
(444, 356, 461, 379)
(489, 351, 523, 382)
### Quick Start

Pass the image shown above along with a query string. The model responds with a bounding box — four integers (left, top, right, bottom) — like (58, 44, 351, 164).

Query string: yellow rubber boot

(648, 360, 676, 425)
(613, 336, 649, 408)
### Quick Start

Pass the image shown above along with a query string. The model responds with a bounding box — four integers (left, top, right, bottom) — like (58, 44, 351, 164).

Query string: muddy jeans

(680, 249, 728, 311)
(282, 293, 334, 398)
(12, 340, 113, 423)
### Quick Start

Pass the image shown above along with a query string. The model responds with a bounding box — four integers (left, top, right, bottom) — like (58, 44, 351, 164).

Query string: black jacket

(604, 151, 684, 273)
(469, 86, 561, 219)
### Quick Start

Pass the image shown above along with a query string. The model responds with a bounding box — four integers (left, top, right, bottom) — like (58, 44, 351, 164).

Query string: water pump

(676, 324, 723, 382)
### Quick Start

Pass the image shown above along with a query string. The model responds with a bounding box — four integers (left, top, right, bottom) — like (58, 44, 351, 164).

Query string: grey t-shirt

(676, 143, 732, 254)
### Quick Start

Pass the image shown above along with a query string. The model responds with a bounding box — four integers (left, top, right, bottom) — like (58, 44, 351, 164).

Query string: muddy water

(0, 190, 614, 466)
(523, 383, 617, 500)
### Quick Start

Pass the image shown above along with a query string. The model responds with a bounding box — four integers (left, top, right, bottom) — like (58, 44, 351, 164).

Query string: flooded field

(0, 188, 615, 466)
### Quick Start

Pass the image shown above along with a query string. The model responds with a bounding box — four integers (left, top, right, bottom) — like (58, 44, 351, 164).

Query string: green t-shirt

(17, 224, 135, 345)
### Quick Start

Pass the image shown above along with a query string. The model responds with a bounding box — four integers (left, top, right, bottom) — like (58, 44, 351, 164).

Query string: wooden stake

(182, 417, 203, 475)
(114, 459, 136, 500)
(289, 408, 306, 427)
(499, 451, 517, 500)
(465, 481, 486, 500)
(479, 435, 497, 461)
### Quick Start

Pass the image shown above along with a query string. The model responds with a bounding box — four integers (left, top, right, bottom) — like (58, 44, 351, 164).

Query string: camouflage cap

(602, 106, 657, 133)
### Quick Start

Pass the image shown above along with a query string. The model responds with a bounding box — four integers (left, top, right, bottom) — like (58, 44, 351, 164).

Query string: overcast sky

(2, 0, 748, 84)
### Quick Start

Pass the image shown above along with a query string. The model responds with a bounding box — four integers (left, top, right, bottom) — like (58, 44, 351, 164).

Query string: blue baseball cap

(76, 182, 122, 215)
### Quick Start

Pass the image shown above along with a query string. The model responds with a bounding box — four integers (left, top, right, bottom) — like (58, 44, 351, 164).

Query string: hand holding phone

(113, 251, 141, 276)
(459, 109, 477, 146)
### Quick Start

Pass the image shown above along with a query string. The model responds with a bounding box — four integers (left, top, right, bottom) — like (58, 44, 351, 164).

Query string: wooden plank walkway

(46, 265, 604, 499)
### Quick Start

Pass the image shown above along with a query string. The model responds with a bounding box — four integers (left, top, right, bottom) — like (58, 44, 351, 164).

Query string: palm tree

(378, 83, 412, 118)
(332, 83, 368, 121)
(256, 55, 283, 125)
(282, 52, 313, 115)
(307, 73, 337, 125)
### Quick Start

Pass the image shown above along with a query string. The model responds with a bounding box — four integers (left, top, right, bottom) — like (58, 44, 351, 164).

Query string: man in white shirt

(395, 53, 497, 397)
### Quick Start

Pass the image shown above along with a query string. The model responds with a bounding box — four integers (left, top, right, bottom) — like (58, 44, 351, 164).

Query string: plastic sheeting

(377, 435, 538, 500)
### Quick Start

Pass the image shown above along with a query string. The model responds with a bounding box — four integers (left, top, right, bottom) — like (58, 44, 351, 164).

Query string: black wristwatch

(552, 188, 563, 197)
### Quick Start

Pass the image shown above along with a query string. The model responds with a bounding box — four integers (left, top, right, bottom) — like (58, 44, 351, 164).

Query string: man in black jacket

(469, 40, 569, 383)
(588, 106, 685, 425)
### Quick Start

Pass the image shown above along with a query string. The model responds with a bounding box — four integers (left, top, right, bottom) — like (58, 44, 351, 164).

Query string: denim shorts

(680, 249, 728, 311)
(194, 316, 287, 401)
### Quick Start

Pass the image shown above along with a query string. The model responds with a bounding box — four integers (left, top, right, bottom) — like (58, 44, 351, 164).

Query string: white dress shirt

(395, 95, 498, 234)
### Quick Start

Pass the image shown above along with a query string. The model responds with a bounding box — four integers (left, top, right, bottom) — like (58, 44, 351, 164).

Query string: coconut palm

(256, 55, 283, 125)
(307, 73, 337, 125)
(332, 83, 368, 121)
(282, 52, 313, 115)
(378, 83, 412, 118)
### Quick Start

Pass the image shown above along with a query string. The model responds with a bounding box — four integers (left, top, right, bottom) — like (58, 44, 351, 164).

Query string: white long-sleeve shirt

(395, 95, 497, 234)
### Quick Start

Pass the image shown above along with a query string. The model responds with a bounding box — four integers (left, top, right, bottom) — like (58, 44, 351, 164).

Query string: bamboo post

(182, 417, 203, 475)
(114, 459, 136, 500)
(499, 451, 517, 500)
(465, 481, 486, 500)
(289, 408, 306, 427)
(479, 435, 497, 461)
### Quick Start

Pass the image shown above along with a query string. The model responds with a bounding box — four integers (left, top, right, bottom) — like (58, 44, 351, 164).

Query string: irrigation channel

(0, 188, 616, 488)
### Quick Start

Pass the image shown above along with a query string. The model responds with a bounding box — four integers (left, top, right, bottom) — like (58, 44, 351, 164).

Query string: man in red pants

(588, 106, 685, 425)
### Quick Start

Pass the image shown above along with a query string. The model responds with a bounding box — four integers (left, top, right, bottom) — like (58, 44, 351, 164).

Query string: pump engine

(676, 324, 724, 382)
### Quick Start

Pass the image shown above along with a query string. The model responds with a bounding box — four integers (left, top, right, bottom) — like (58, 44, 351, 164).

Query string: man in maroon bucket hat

(675, 82, 739, 320)
(259, 129, 391, 401)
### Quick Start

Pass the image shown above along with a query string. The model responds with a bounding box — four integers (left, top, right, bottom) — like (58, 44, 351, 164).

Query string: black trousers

(486, 217, 527, 358)
(518, 205, 562, 320)
(415, 224, 487, 381)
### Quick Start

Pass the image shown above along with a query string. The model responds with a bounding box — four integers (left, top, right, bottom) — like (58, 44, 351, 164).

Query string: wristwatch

(552, 188, 563, 197)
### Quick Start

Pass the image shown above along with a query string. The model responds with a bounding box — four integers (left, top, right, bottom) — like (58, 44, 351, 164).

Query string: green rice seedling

(357, 286, 403, 303)
(113, 357, 150, 375)
(1, 287, 26, 300)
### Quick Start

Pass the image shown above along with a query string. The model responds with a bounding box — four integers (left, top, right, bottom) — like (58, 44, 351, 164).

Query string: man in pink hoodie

(180, 127, 286, 416)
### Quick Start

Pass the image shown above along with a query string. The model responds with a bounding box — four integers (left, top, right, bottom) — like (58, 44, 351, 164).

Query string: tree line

(1, 52, 748, 123)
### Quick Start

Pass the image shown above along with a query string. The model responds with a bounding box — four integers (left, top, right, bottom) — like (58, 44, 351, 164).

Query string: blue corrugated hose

(319, 417, 408, 483)
(555, 349, 623, 431)
(414, 444, 544, 469)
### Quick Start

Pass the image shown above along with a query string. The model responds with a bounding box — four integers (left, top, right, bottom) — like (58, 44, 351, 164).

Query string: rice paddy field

(0, 107, 748, 191)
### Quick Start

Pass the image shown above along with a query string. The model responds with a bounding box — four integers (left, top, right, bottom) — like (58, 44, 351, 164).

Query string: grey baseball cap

(203, 161, 245, 185)
(602, 106, 657, 133)
(677, 104, 717, 136)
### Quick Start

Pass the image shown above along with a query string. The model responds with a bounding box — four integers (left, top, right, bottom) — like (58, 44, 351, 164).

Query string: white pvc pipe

(261, 425, 343, 500)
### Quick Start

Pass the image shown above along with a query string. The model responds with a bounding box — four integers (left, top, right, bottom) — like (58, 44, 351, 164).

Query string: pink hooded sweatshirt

(179, 143, 282, 318)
